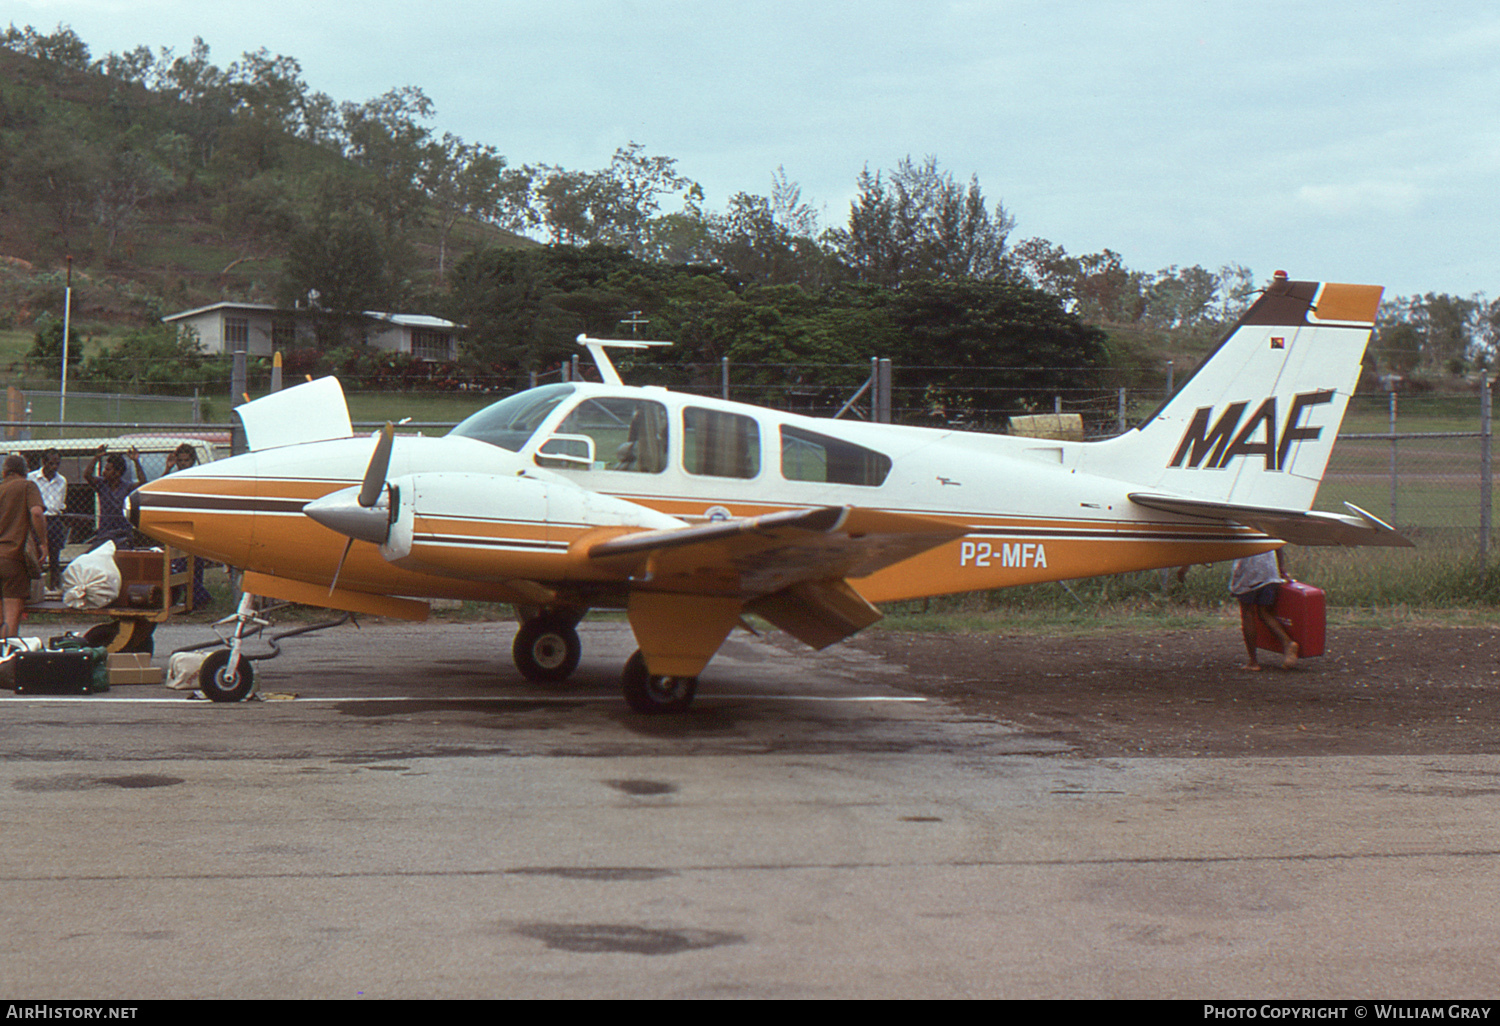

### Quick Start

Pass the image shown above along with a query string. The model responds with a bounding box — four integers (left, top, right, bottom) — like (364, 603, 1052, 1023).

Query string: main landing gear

(512, 614, 582, 682)
(510, 610, 699, 714)
(621, 651, 697, 714)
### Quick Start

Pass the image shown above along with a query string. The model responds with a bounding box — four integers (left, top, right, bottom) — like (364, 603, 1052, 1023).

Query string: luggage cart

(29, 547, 198, 655)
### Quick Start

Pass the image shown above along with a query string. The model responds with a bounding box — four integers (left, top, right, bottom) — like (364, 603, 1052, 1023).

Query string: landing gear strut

(621, 650, 698, 714)
(177, 591, 351, 702)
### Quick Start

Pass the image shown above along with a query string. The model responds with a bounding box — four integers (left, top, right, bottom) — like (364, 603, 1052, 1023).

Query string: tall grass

(878, 534, 1500, 635)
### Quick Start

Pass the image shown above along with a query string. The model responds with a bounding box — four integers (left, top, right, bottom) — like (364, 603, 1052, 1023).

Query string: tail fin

(1085, 274, 1382, 512)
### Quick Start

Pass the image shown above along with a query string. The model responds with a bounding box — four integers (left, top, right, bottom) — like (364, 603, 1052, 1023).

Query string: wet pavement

(1, 618, 1497, 998)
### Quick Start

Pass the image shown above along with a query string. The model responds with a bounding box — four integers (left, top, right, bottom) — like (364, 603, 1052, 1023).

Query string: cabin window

(780, 425, 892, 486)
(683, 407, 760, 479)
(448, 384, 574, 451)
(537, 397, 669, 473)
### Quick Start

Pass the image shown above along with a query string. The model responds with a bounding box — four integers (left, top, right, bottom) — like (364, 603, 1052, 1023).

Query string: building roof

(162, 302, 457, 330)
(162, 301, 280, 322)
(362, 311, 459, 330)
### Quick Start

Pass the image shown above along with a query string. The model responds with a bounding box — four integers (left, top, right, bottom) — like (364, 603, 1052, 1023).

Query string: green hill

(0, 41, 529, 339)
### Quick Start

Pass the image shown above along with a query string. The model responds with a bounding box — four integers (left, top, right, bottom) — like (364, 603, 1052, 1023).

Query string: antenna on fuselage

(577, 334, 672, 386)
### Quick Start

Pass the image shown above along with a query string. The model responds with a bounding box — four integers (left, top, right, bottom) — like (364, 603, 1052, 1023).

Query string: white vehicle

(7, 435, 218, 544)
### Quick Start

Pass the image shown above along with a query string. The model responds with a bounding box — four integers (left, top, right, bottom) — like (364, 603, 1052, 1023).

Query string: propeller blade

(358, 423, 394, 509)
(328, 536, 355, 595)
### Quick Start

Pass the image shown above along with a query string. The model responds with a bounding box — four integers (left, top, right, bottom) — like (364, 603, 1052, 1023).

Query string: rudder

(1084, 273, 1382, 512)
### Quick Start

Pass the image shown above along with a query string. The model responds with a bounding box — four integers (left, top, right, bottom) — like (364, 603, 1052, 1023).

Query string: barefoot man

(1229, 549, 1298, 671)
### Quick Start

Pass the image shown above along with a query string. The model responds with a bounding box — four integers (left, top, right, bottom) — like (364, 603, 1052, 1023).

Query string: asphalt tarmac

(1, 618, 1497, 999)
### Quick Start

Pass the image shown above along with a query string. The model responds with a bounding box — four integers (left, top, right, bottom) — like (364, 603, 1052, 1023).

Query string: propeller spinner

(303, 423, 397, 591)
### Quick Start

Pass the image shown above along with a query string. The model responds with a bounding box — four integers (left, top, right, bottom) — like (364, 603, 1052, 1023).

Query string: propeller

(303, 423, 396, 593)
(358, 421, 394, 509)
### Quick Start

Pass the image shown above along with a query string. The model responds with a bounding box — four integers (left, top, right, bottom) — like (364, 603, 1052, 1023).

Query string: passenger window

(781, 425, 892, 486)
(535, 398, 669, 473)
(683, 407, 760, 479)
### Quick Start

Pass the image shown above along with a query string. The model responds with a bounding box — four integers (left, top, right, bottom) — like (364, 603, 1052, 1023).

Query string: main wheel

(198, 649, 255, 703)
(621, 650, 697, 714)
(512, 617, 581, 682)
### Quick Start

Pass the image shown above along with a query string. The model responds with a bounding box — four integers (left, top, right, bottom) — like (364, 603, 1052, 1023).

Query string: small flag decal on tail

(1270, 336, 1285, 350)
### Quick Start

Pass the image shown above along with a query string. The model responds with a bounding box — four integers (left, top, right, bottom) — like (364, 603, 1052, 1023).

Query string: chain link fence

(2, 366, 1494, 560)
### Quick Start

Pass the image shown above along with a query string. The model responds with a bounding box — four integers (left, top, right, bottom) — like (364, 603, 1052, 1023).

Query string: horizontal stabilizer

(1128, 493, 1413, 548)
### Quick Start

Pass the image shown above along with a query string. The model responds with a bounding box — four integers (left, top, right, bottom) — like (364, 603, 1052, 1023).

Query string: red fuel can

(1255, 581, 1326, 658)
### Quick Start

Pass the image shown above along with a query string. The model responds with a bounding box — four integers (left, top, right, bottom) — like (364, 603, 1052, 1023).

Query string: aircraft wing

(589, 505, 968, 651)
(588, 505, 967, 594)
(1128, 493, 1414, 547)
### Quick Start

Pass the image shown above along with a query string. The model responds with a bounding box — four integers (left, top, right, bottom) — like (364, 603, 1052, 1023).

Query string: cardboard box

(107, 653, 164, 686)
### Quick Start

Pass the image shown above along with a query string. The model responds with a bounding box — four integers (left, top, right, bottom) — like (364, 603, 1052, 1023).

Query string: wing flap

(588, 505, 967, 596)
(1129, 493, 1413, 547)
(746, 579, 884, 650)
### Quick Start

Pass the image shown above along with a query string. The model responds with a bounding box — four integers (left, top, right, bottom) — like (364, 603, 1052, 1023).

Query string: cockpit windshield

(446, 384, 575, 451)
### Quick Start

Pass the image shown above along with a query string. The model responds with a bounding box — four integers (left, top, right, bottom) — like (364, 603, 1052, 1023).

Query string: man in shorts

(0, 454, 46, 639)
(1229, 549, 1297, 670)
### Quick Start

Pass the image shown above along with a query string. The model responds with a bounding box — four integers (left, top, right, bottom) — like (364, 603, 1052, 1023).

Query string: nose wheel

(621, 650, 697, 714)
(512, 615, 582, 682)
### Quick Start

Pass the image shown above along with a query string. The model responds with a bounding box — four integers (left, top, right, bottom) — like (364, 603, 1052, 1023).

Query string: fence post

(229, 332, 248, 456)
(1117, 388, 1127, 434)
(1483, 379, 1492, 561)
(877, 358, 892, 423)
(721, 356, 729, 401)
(1388, 390, 1398, 527)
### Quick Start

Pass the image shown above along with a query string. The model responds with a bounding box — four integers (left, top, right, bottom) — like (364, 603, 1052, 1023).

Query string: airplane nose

(127, 488, 140, 529)
(303, 485, 395, 545)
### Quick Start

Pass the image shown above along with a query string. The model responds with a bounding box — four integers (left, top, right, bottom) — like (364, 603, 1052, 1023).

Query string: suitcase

(1255, 581, 1326, 658)
(13, 648, 110, 695)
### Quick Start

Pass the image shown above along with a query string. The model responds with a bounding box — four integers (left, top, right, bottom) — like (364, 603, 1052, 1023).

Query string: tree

(1071, 249, 1148, 325)
(420, 135, 534, 274)
(531, 143, 700, 253)
(702, 169, 843, 287)
(1416, 293, 1479, 372)
(1143, 265, 1220, 330)
(338, 86, 434, 238)
(28, 314, 85, 370)
(885, 278, 1110, 425)
(92, 147, 172, 252)
(1, 24, 91, 69)
(8, 125, 101, 242)
(159, 38, 234, 168)
(278, 194, 407, 348)
(83, 323, 216, 392)
(447, 245, 641, 373)
(836, 156, 1015, 285)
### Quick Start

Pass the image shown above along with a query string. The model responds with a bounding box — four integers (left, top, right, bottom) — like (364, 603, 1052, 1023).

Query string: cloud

(1295, 181, 1423, 217)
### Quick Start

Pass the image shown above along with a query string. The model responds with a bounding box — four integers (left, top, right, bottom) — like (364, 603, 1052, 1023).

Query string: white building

(162, 302, 459, 361)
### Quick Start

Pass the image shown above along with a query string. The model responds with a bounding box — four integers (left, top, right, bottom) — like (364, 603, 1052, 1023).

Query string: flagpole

(60, 255, 71, 423)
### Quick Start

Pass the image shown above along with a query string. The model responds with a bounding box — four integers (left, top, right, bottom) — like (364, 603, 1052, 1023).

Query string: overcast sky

(10, 0, 1499, 299)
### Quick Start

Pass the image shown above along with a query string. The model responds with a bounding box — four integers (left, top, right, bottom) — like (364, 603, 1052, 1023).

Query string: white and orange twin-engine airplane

(131, 273, 1407, 710)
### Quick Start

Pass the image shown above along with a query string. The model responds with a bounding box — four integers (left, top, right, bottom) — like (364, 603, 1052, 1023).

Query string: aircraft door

(535, 398, 670, 476)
